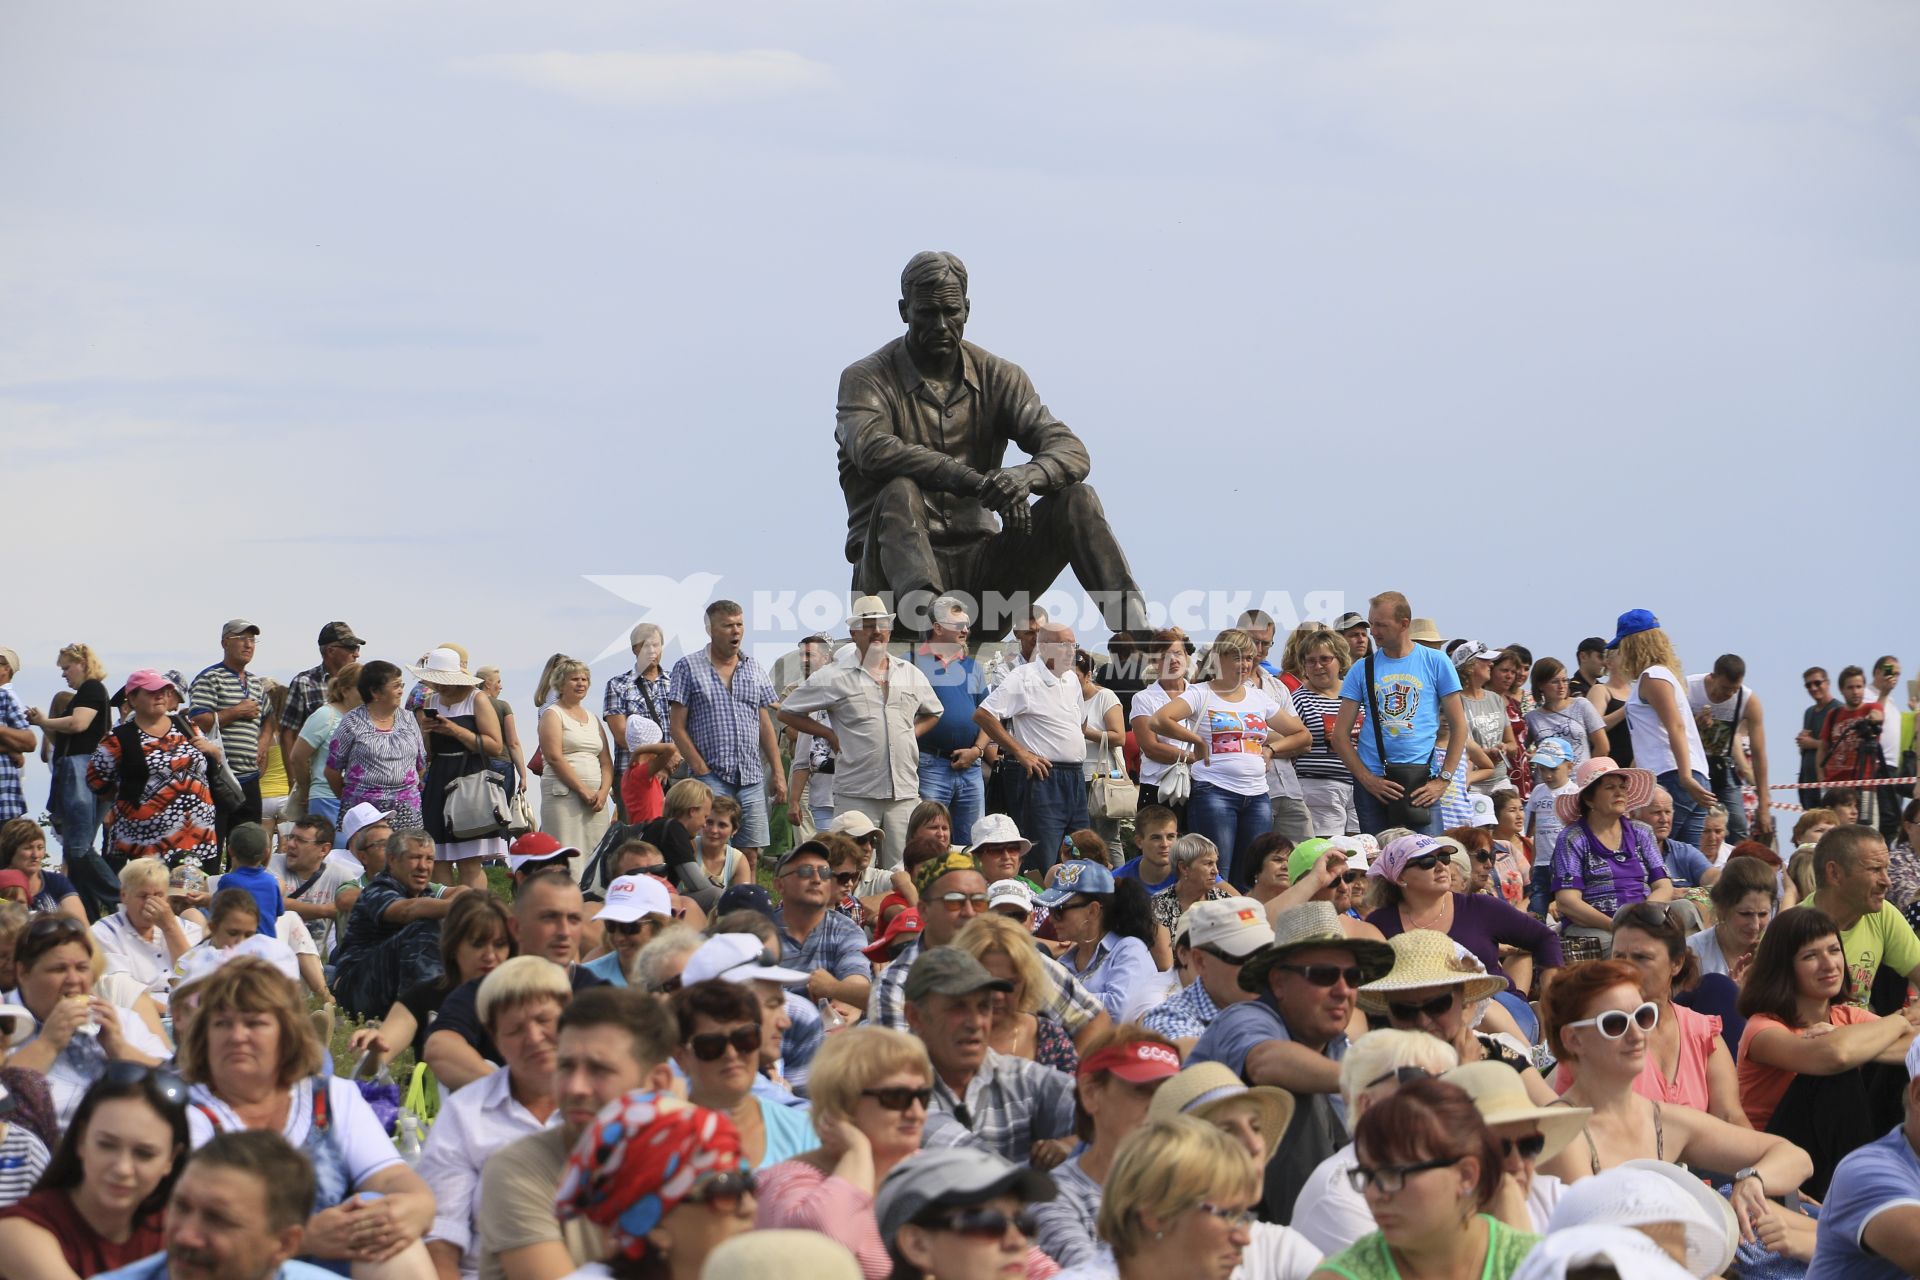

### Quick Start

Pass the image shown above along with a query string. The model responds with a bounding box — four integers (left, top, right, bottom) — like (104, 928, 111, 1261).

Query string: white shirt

(91, 911, 205, 1003)
(1686, 926, 1731, 978)
(1627, 665, 1710, 780)
(979, 661, 1086, 764)
(20, 1006, 175, 1129)
(187, 1075, 403, 1187)
(1129, 680, 1188, 787)
(780, 648, 942, 801)
(269, 853, 355, 954)
(419, 1066, 560, 1280)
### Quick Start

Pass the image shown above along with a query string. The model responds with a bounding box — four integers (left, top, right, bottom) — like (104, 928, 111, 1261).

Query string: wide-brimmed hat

(1147, 1062, 1295, 1161)
(1554, 756, 1657, 826)
(1440, 1060, 1589, 1166)
(1548, 1163, 1736, 1279)
(1238, 901, 1394, 993)
(1358, 930, 1509, 1013)
(966, 812, 1032, 855)
(1618, 1160, 1741, 1278)
(1408, 617, 1444, 644)
(847, 594, 894, 624)
(408, 647, 482, 686)
(703, 1232, 860, 1280)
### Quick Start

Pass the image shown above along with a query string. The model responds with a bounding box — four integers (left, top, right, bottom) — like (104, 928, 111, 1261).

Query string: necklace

(1404, 894, 1452, 930)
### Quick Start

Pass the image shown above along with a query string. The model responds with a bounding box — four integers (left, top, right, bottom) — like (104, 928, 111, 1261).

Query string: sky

(3, 1, 1917, 819)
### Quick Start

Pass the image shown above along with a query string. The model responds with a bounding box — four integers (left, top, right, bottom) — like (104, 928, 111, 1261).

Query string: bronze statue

(835, 251, 1148, 641)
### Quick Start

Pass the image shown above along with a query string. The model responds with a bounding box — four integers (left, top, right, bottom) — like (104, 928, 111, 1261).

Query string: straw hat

(1146, 1062, 1295, 1161)
(1237, 901, 1394, 993)
(408, 647, 482, 686)
(1439, 1060, 1589, 1165)
(1357, 929, 1509, 1014)
(703, 1231, 861, 1280)
(1408, 618, 1444, 644)
(1554, 756, 1657, 826)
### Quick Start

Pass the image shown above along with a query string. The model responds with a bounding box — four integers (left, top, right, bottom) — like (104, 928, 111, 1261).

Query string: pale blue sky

(3, 2, 1916, 813)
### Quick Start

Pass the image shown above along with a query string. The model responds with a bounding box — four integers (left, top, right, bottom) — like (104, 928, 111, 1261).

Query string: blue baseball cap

(1034, 859, 1116, 908)
(715, 883, 777, 921)
(1607, 609, 1660, 649)
(1529, 737, 1577, 768)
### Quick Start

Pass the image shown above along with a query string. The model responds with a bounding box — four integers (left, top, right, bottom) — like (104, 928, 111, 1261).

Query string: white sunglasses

(1564, 1000, 1659, 1040)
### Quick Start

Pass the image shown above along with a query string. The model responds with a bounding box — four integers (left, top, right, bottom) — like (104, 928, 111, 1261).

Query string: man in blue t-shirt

(1808, 1040, 1920, 1279)
(1327, 591, 1466, 837)
(911, 595, 991, 846)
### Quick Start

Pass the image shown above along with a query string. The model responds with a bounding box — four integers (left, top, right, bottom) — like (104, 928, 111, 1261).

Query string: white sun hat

(408, 647, 482, 686)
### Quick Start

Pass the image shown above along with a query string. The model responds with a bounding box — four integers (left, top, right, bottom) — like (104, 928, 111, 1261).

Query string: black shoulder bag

(1365, 650, 1434, 830)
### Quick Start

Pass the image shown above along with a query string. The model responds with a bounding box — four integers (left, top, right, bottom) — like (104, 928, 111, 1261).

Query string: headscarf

(1368, 833, 1444, 886)
(554, 1090, 745, 1259)
(913, 851, 980, 898)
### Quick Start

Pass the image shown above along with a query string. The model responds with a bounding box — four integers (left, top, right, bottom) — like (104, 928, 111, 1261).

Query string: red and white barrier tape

(1766, 777, 1916, 789)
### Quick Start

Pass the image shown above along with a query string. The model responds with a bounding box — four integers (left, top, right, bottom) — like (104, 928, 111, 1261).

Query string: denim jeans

(916, 753, 984, 846)
(306, 794, 345, 847)
(1189, 780, 1272, 890)
(52, 756, 118, 918)
(1658, 769, 1711, 846)
(1527, 864, 1554, 916)
(1708, 761, 1749, 842)
(1003, 764, 1088, 875)
(699, 774, 771, 849)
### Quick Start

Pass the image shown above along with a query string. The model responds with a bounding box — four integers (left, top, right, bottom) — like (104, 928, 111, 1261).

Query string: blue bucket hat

(1034, 859, 1116, 908)
(1606, 609, 1660, 650)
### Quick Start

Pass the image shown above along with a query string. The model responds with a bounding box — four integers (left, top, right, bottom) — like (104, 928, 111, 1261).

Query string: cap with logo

(1528, 737, 1576, 769)
(1033, 859, 1114, 908)
(507, 831, 579, 873)
(1077, 1039, 1182, 1084)
(597, 875, 673, 923)
(862, 908, 924, 962)
(1450, 639, 1498, 668)
(1185, 898, 1275, 959)
(987, 879, 1034, 914)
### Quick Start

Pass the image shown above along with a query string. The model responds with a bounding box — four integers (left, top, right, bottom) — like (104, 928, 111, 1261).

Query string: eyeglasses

(1563, 1000, 1660, 1040)
(687, 1025, 764, 1061)
(1364, 1065, 1432, 1090)
(861, 1086, 933, 1112)
(783, 865, 833, 882)
(923, 1206, 1041, 1240)
(1346, 1156, 1463, 1195)
(1277, 963, 1363, 988)
(1386, 993, 1457, 1023)
(1193, 1202, 1257, 1230)
(1402, 855, 1443, 873)
(686, 1168, 756, 1211)
(27, 915, 87, 938)
(102, 1062, 189, 1108)
(1499, 1133, 1547, 1160)
(936, 892, 990, 911)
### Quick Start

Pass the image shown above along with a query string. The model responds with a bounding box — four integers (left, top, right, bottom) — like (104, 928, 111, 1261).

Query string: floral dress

(87, 723, 217, 866)
(325, 706, 426, 830)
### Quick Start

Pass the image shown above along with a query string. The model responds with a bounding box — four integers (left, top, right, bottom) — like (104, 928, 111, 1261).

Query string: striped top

(0, 1122, 51, 1208)
(188, 662, 267, 775)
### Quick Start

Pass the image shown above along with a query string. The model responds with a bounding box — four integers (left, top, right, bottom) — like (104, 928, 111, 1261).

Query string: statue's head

(898, 251, 969, 357)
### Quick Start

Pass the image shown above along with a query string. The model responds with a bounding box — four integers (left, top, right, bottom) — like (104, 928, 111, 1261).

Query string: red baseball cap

(0, 870, 29, 895)
(1078, 1039, 1183, 1084)
(863, 908, 924, 961)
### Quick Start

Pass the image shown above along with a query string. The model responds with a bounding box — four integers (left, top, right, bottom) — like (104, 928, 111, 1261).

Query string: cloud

(463, 48, 834, 105)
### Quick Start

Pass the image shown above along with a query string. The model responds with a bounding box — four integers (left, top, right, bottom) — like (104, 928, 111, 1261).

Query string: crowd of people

(0, 589, 1912, 1280)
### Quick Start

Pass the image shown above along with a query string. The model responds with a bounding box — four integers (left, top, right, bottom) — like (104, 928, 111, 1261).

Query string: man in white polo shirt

(973, 623, 1087, 875)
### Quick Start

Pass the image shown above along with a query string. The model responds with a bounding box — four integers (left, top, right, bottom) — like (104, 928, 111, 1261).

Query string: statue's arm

(836, 366, 986, 495)
(994, 363, 1090, 494)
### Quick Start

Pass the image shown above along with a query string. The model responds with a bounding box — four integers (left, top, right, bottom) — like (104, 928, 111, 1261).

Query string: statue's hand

(979, 468, 1032, 512)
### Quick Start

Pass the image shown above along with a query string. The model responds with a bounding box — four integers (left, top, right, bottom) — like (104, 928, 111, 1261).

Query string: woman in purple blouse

(1548, 757, 1676, 955)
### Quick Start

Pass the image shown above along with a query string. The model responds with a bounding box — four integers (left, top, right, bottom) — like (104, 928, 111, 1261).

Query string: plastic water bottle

(818, 998, 846, 1032)
(395, 1113, 425, 1164)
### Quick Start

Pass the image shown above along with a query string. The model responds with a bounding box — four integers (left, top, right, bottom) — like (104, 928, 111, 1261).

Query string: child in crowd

(215, 823, 284, 938)
(1488, 788, 1530, 907)
(1524, 737, 1579, 915)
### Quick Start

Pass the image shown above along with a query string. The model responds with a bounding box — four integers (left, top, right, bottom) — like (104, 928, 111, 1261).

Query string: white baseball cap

(1184, 898, 1275, 958)
(340, 803, 393, 847)
(681, 933, 809, 988)
(829, 811, 880, 839)
(597, 874, 673, 924)
(1466, 793, 1498, 829)
(987, 879, 1035, 914)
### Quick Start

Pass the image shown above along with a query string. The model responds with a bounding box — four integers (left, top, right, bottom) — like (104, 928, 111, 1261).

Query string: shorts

(698, 774, 771, 849)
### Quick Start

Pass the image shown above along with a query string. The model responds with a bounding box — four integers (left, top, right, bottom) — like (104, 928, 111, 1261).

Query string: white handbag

(1088, 733, 1139, 820)
(1157, 685, 1207, 804)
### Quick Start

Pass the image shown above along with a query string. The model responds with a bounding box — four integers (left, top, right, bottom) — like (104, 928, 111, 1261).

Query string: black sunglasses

(1364, 1065, 1432, 1090)
(628, 863, 670, 880)
(833, 871, 860, 887)
(688, 1025, 763, 1061)
(686, 1168, 756, 1210)
(102, 1062, 190, 1108)
(1339, 869, 1367, 884)
(1387, 992, 1456, 1023)
(1500, 1133, 1547, 1160)
(921, 1206, 1041, 1240)
(606, 919, 650, 937)
(1278, 963, 1363, 989)
(1403, 855, 1443, 873)
(862, 1086, 934, 1112)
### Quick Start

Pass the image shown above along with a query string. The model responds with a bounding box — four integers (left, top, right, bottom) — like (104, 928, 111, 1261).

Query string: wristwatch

(1732, 1166, 1762, 1186)
(1437, 768, 1456, 785)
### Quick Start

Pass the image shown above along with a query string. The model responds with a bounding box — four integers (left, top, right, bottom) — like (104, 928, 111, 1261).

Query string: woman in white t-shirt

(1149, 630, 1308, 892)
(1613, 611, 1715, 846)
(1129, 628, 1193, 805)
(1077, 652, 1127, 861)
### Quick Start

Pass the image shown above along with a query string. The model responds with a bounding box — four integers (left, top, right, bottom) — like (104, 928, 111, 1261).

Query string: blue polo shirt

(913, 647, 988, 757)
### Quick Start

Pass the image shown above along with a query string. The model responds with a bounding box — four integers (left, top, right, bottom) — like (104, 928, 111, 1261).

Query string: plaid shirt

(282, 663, 329, 739)
(921, 1048, 1076, 1164)
(604, 668, 671, 781)
(867, 936, 1106, 1033)
(668, 650, 776, 786)
(1139, 977, 1222, 1042)
(0, 686, 27, 820)
(773, 907, 873, 980)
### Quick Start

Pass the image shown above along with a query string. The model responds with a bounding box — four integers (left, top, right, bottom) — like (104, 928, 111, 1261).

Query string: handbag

(1364, 651, 1433, 830)
(506, 788, 537, 837)
(1157, 683, 1208, 804)
(181, 715, 247, 813)
(444, 721, 512, 840)
(1088, 733, 1140, 820)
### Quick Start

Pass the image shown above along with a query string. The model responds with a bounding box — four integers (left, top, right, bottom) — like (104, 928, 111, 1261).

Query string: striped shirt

(921, 1048, 1077, 1164)
(1291, 687, 1355, 782)
(0, 1123, 50, 1208)
(188, 662, 266, 776)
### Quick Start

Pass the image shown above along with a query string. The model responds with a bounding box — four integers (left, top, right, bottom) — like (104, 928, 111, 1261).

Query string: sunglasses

(1471, 852, 1494, 864)
(1278, 963, 1363, 989)
(606, 919, 650, 937)
(936, 892, 990, 911)
(1386, 993, 1457, 1023)
(1564, 1000, 1660, 1040)
(1364, 1065, 1432, 1090)
(922, 1206, 1041, 1240)
(686, 1168, 756, 1211)
(862, 1086, 933, 1112)
(1804, 680, 1827, 689)
(833, 871, 860, 887)
(688, 1025, 764, 1061)
(628, 864, 670, 880)
(1402, 855, 1443, 873)
(1500, 1133, 1547, 1160)
(102, 1062, 190, 1108)
(783, 865, 833, 882)
(1339, 870, 1367, 885)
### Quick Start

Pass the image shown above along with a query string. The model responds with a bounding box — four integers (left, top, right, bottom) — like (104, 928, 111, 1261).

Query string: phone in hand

(421, 709, 441, 720)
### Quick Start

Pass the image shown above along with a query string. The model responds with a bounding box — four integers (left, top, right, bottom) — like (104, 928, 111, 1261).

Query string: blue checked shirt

(668, 651, 777, 786)
(1139, 976, 1223, 1042)
(604, 668, 672, 781)
(921, 1048, 1077, 1164)
(868, 936, 1107, 1034)
(773, 907, 873, 980)
(0, 686, 26, 820)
